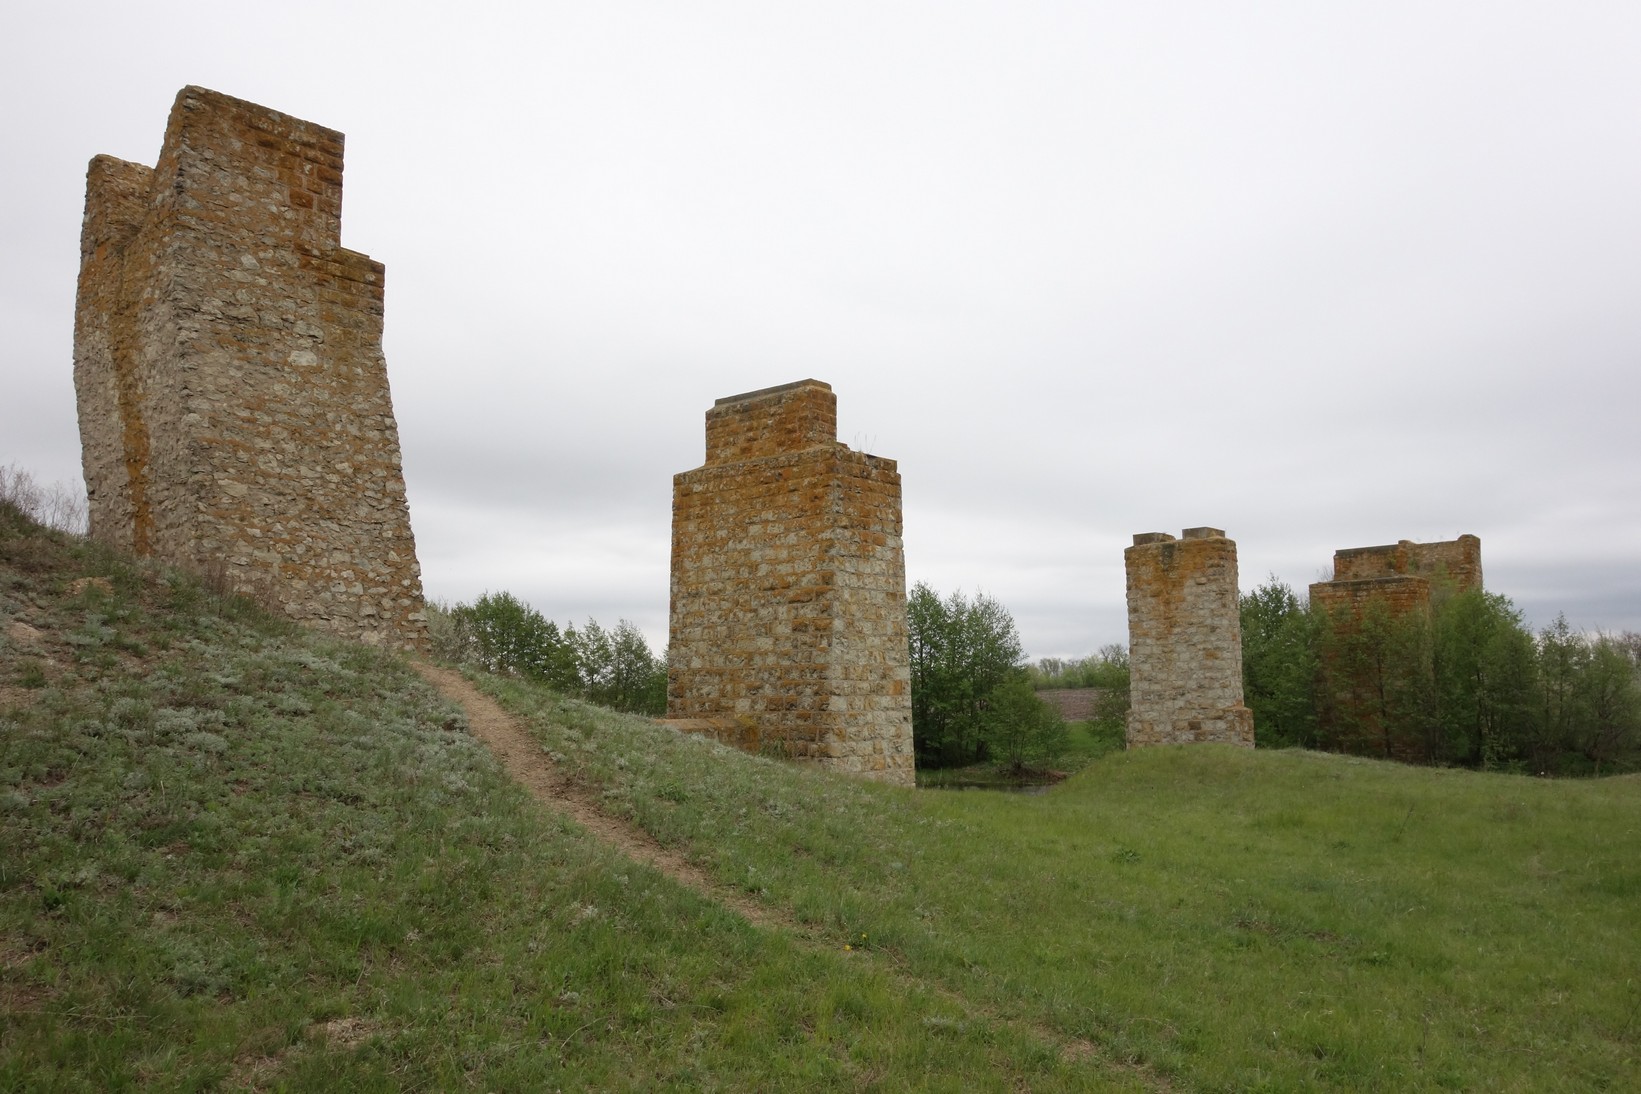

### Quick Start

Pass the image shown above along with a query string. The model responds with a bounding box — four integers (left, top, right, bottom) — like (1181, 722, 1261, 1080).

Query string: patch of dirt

(65, 577, 114, 598)
(224, 1015, 384, 1090)
(5, 620, 44, 646)
(410, 661, 776, 930)
(0, 934, 44, 971)
(0, 685, 40, 711)
(0, 979, 50, 1015)
(0, 936, 52, 1016)
(224, 1052, 283, 1092)
(1036, 688, 1107, 721)
(314, 1015, 378, 1049)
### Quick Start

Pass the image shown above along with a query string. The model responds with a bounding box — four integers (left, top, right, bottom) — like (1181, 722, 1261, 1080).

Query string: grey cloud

(4, 1, 1639, 662)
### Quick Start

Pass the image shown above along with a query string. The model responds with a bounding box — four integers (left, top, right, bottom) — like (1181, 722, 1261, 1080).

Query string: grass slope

(476, 670, 1640, 1091)
(5, 502, 1638, 1089)
(0, 510, 1105, 1091)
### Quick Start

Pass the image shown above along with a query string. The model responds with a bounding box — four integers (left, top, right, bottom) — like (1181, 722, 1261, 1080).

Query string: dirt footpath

(410, 661, 776, 929)
(410, 661, 1159, 1085)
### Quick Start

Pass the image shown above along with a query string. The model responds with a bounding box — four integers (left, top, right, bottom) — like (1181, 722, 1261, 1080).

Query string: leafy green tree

(1024, 645, 1129, 741)
(907, 582, 1026, 767)
(1087, 645, 1132, 737)
(1027, 643, 1131, 692)
(1535, 615, 1587, 772)
(436, 594, 665, 715)
(567, 618, 614, 699)
(1531, 621, 1641, 775)
(603, 619, 669, 716)
(1431, 589, 1538, 768)
(1089, 642, 1129, 681)
(566, 616, 668, 715)
(1239, 578, 1320, 749)
(985, 675, 1068, 774)
(908, 583, 970, 764)
(1316, 595, 1434, 761)
(454, 591, 567, 679)
(1031, 656, 1070, 684)
(1229, 575, 1638, 777)
(1572, 635, 1641, 774)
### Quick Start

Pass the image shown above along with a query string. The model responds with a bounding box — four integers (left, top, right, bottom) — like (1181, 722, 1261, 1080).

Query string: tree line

(1242, 579, 1641, 775)
(1024, 645, 1131, 737)
(431, 583, 1078, 774)
(1026, 646, 1131, 691)
(907, 582, 1069, 772)
(428, 576, 1640, 779)
(428, 592, 667, 715)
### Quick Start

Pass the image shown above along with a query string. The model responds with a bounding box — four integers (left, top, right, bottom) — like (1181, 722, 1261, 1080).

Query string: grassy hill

(3, 502, 1637, 1090)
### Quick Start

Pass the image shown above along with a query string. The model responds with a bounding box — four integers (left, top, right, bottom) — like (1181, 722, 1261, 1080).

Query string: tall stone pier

(667, 380, 915, 785)
(1124, 527, 1254, 748)
(73, 86, 426, 649)
(1307, 535, 1480, 757)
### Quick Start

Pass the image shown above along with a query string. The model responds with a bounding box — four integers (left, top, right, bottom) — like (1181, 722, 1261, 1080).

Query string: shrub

(0, 464, 87, 535)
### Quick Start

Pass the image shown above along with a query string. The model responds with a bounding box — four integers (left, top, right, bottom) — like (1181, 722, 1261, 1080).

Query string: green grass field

(915, 718, 1125, 789)
(4, 506, 1638, 1090)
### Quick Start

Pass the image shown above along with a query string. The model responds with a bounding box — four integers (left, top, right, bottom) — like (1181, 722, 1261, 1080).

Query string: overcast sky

(5, 2, 1638, 658)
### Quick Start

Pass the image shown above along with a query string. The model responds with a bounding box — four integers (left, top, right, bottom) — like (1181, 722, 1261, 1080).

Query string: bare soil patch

(0, 686, 40, 711)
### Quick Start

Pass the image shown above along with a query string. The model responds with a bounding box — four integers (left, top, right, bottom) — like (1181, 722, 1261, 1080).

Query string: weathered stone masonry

(73, 86, 426, 649)
(1308, 535, 1482, 624)
(1307, 536, 1481, 754)
(667, 380, 915, 786)
(1124, 528, 1254, 748)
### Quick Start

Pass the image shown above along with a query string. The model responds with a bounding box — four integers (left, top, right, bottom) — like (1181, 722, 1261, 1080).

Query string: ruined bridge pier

(74, 86, 427, 649)
(666, 380, 915, 786)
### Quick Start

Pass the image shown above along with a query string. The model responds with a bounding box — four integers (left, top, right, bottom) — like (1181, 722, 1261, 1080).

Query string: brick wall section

(1330, 535, 1482, 591)
(1308, 575, 1433, 621)
(1124, 528, 1254, 747)
(1309, 534, 1482, 633)
(73, 86, 427, 649)
(667, 380, 915, 785)
(1308, 536, 1479, 758)
(1308, 575, 1436, 762)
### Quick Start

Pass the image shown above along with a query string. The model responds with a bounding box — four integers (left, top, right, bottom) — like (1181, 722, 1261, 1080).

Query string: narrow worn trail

(410, 661, 776, 929)
(411, 660, 1170, 1091)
